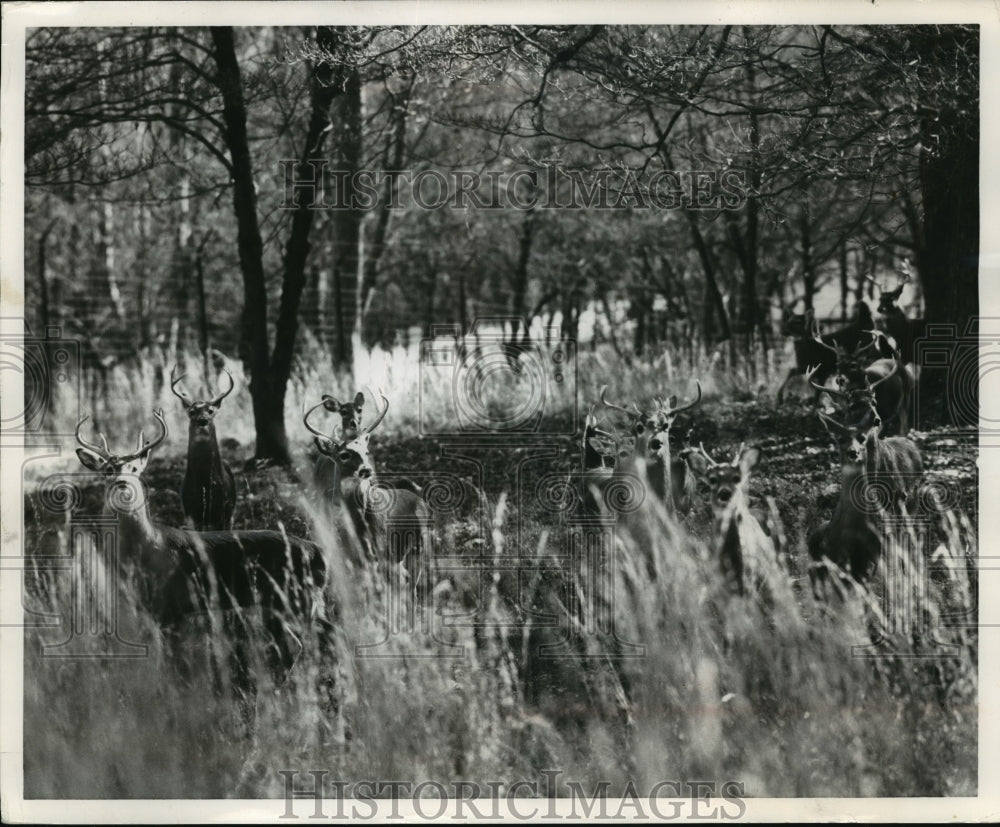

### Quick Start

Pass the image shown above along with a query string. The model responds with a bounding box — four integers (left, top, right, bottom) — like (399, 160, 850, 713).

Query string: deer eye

(339, 451, 352, 461)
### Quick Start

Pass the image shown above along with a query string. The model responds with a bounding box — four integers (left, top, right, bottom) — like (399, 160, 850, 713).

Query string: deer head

(170, 365, 234, 436)
(76, 409, 168, 507)
(583, 406, 633, 470)
(304, 391, 389, 479)
(600, 382, 702, 461)
(647, 382, 702, 460)
(321, 391, 367, 440)
(781, 306, 814, 338)
(867, 269, 910, 316)
(684, 442, 760, 515)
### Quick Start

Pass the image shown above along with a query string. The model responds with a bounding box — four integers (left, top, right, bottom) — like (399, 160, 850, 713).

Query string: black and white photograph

(0, 1, 992, 821)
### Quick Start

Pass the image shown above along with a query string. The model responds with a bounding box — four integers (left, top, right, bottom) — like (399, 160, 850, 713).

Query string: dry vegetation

(21, 339, 977, 799)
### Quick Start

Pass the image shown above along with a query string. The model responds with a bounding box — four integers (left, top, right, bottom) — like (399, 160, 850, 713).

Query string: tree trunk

(913, 28, 978, 426)
(687, 213, 730, 342)
(510, 208, 536, 348)
(740, 46, 761, 347)
(800, 209, 816, 313)
(838, 240, 849, 321)
(360, 75, 412, 339)
(38, 219, 56, 331)
(211, 26, 283, 463)
(273, 24, 344, 417)
(330, 67, 363, 371)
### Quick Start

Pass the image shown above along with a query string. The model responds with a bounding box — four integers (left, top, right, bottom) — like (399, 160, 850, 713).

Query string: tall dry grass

(20, 336, 977, 798)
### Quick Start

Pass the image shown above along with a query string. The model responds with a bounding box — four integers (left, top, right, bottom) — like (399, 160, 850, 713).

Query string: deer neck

(646, 445, 671, 505)
(833, 462, 876, 531)
(336, 471, 372, 514)
(106, 497, 174, 582)
(187, 425, 223, 471)
(883, 306, 908, 335)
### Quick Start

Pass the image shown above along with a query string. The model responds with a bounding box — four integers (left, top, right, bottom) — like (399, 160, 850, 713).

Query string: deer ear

(314, 436, 335, 456)
(322, 395, 341, 413)
(76, 448, 109, 472)
(668, 395, 678, 410)
(353, 392, 365, 411)
(739, 447, 761, 475)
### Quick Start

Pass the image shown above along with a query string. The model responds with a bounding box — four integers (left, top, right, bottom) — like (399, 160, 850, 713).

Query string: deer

(807, 385, 923, 588)
(74, 410, 334, 723)
(578, 406, 634, 517)
(805, 336, 912, 437)
(867, 267, 928, 365)
(304, 393, 432, 591)
(170, 365, 237, 530)
(314, 390, 423, 498)
(776, 302, 885, 403)
(321, 391, 366, 439)
(599, 381, 703, 517)
(684, 443, 776, 596)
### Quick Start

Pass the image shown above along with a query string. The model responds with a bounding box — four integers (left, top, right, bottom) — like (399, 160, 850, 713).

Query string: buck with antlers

(807, 385, 923, 587)
(170, 365, 237, 530)
(805, 335, 912, 436)
(867, 268, 928, 365)
(74, 410, 333, 721)
(599, 382, 703, 517)
(684, 443, 777, 596)
(304, 392, 432, 588)
(776, 303, 885, 403)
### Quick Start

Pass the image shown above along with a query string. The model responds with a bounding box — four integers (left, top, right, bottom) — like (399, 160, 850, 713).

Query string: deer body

(598, 383, 702, 519)
(579, 408, 630, 518)
(872, 271, 927, 365)
(685, 444, 773, 595)
(305, 394, 432, 587)
(180, 429, 237, 531)
(75, 411, 332, 714)
(809, 390, 923, 585)
(171, 366, 237, 530)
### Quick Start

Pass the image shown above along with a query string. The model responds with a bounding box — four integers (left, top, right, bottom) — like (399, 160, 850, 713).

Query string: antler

(303, 400, 337, 440)
(731, 442, 746, 467)
(75, 416, 112, 460)
(850, 331, 882, 360)
(209, 368, 235, 408)
(667, 380, 702, 415)
(805, 364, 846, 399)
(810, 318, 841, 358)
(362, 391, 389, 435)
(867, 355, 899, 391)
(696, 442, 719, 468)
(864, 273, 883, 291)
(119, 409, 168, 461)
(170, 365, 194, 408)
(817, 409, 848, 433)
(600, 385, 633, 417)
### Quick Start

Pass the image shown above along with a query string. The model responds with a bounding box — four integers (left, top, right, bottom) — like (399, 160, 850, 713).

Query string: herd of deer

(69, 271, 926, 715)
(73, 370, 428, 719)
